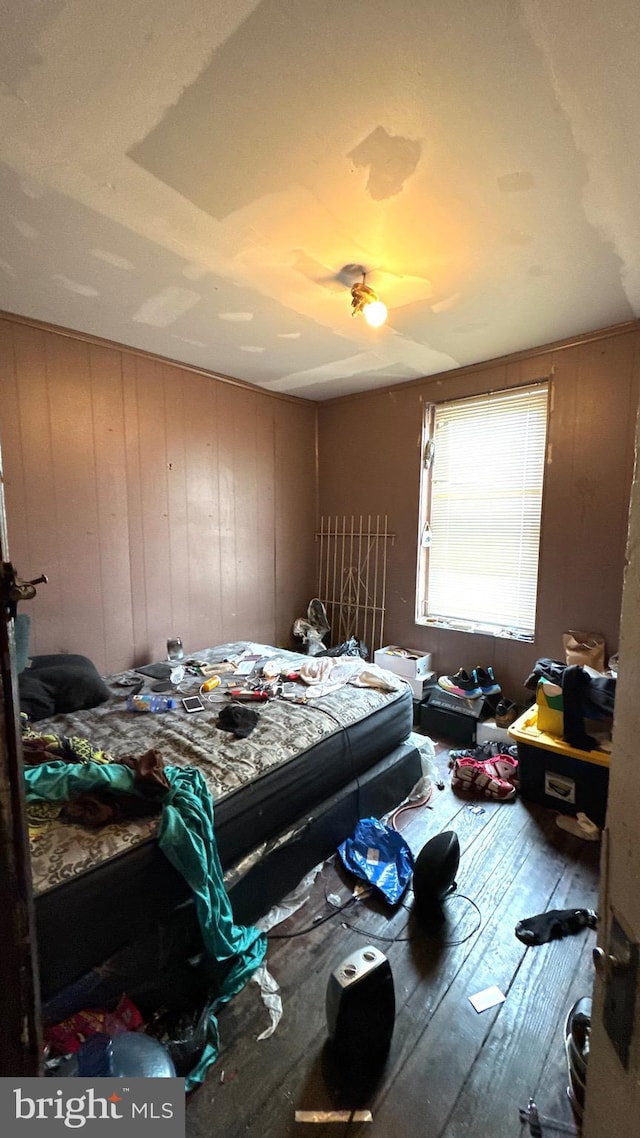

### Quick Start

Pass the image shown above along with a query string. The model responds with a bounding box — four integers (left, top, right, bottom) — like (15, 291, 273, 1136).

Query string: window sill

(415, 617, 534, 643)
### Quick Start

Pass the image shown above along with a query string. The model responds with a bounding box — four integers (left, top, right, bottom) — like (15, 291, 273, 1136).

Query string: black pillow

(19, 655, 110, 721)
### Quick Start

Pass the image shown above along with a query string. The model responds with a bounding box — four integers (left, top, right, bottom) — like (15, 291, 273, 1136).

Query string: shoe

(565, 997, 591, 1118)
(555, 812, 600, 841)
(475, 666, 501, 696)
(495, 699, 519, 728)
(438, 668, 482, 699)
(449, 742, 515, 762)
(451, 756, 517, 800)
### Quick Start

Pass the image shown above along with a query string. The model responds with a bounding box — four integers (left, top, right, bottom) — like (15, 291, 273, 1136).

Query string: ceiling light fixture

(350, 271, 387, 327)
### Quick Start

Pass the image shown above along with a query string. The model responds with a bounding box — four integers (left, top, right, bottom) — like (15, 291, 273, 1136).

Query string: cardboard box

(476, 718, 513, 746)
(426, 685, 489, 719)
(509, 706, 610, 826)
(374, 645, 432, 679)
(418, 684, 495, 746)
(405, 671, 437, 700)
(418, 696, 476, 745)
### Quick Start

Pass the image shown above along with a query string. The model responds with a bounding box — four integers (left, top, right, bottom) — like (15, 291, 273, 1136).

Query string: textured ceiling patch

(52, 274, 99, 297)
(11, 217, 38, 239)
(497, 170, 536, 192)
(132, 286, 201, 326)
(348, 126, 421, 200)
(0, 0, 66, 96)
(90, 249, 135, 270)
(171, 334, 207, 347)
(182, 262, 210, 281)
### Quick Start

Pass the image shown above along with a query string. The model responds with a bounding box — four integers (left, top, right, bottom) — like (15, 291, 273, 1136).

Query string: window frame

(415, 380, 550, 642)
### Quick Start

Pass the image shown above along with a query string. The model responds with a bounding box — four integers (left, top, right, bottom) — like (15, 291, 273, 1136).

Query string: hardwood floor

(187, 738, 600, 1138)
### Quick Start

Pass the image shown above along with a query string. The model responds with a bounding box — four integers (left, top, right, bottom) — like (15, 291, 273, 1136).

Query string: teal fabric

(14, 613, 31, 673)
(25, 761, 267, 1090)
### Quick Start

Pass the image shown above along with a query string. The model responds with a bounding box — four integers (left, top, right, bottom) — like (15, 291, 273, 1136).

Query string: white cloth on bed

(297, 656, 403, 698)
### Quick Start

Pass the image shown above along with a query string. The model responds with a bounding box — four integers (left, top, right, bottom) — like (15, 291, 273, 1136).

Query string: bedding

(26, 641, 419, 997)
(19, 653, 111, 719)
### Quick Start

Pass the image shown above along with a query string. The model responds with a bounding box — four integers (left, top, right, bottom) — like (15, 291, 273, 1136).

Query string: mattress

(27, 642, 415, 995)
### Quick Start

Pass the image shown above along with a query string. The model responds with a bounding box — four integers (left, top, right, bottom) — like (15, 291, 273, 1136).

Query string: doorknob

(25, 574, 48, 587)
(0, 562, 48, 616)
(593, 945, 631, 979)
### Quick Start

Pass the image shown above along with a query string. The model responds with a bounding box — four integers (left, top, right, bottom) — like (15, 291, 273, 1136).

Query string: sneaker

(438, 668, 482, 699)
(564, 997, 591, 1118)
(451, 756, 517, 800)
(475, 666, 501, 696)
(495, 699, 519, 728)
(449, 742, 514, 763)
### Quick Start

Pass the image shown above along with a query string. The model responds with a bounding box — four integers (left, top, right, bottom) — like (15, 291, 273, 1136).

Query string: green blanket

(25, 760, 267, 1089)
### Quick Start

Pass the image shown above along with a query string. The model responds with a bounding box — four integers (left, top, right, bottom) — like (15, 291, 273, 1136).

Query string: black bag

(321, 637, 368, 659)
(525, 657, 615, 751)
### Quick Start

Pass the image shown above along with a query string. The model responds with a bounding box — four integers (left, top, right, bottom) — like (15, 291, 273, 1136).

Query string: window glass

(416, 382, 549, 640)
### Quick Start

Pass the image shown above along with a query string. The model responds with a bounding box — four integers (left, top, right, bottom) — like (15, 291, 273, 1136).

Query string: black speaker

(412, 831, 460, 923)
(326, 945, 395, 1063)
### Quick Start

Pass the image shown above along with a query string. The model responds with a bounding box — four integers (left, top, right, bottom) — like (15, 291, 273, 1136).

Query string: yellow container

(508, 706, 610, 825)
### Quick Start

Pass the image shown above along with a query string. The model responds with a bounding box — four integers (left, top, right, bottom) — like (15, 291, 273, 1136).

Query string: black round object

(412, 831, 460, 919)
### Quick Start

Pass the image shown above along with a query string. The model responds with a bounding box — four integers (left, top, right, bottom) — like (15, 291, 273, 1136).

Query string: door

(0, 442, 43, 1074)
(583, 410, 640, 1135)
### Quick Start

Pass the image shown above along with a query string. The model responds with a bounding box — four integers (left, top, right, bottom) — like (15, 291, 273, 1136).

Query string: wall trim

(320, 319, 640, 407)
(0, 308, 314, 408)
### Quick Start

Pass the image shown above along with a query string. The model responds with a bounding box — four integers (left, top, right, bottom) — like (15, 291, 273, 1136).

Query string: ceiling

(0, 1, 639, 401)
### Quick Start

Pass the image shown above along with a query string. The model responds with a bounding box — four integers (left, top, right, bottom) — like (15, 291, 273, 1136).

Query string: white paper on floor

(469, 985, 506, 1013)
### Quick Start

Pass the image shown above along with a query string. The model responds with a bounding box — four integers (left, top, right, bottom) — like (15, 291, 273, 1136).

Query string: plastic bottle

(127, 693, 177, 713)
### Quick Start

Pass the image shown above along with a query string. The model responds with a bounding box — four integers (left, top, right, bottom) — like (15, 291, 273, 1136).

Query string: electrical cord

(267, 874, 482, 947)
(387, 786, 434, 829)
(267, 893, 358, 939)
(340, 893, 482, 947)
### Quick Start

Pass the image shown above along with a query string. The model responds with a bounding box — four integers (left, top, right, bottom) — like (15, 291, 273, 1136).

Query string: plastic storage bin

(508, 707, 610, 826)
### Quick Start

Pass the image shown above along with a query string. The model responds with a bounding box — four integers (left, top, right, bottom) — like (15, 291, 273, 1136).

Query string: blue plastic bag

(337, 817, 415, 905)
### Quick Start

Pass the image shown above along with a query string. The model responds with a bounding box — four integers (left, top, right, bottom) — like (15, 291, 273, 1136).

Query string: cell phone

(182, 696, 205, 713)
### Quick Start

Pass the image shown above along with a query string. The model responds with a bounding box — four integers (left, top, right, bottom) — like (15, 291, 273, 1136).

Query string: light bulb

(363, 299, 387, 327)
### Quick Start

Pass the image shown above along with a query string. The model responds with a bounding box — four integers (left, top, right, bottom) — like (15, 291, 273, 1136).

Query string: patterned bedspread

(27, 642, 408, 895)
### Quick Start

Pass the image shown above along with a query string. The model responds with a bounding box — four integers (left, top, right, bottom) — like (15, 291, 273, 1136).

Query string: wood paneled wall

(0, 317, 317, 674)
(317, 325, 640, 700)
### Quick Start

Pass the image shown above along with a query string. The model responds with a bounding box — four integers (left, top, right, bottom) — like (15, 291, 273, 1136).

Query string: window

(416, 382, 549, 640)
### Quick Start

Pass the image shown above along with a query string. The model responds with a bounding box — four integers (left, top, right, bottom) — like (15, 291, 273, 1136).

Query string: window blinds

(420, 382, 549, 638)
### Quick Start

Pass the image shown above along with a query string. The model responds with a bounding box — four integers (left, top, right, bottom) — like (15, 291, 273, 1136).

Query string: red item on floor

(45, 994, 144, 1055)
(451, 755, 519, 801)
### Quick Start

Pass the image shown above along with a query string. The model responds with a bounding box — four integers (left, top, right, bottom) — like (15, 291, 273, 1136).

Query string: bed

(25, 642, 422, 1004)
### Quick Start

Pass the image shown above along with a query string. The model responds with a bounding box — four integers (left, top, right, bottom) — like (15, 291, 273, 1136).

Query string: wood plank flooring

(186, 738, 600, 1138)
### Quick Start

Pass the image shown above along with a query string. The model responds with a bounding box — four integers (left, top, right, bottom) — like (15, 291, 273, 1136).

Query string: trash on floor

(251, 962, 283, 1041)
(468, 985, 506, 1013)
(294, 1110, 373, 1123)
